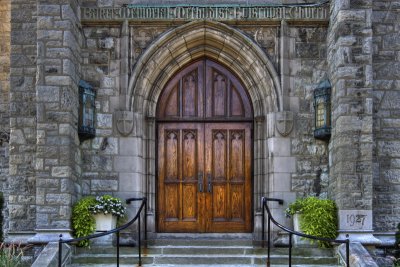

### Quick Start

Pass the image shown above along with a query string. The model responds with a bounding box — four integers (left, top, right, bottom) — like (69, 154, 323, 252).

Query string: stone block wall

(80, 23, 151, 213)
(33, 0, 83, 234)
(372, 0, 400, 232)
(7, 0, 38, 233)
(81, 26, 121, 197)
(288, 26, 330, 198)
(327, 0, 381, 243)
(3, 0, 398, 241)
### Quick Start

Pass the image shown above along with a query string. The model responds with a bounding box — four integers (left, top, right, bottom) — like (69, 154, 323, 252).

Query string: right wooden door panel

(205, 123, 252, 232)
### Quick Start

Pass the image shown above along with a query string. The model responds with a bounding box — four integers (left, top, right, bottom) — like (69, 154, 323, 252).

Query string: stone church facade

(0, 0, 399, 247)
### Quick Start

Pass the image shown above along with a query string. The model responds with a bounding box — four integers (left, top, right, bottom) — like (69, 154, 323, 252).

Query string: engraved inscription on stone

(339, 210, 372, 230)
(82, 5, 329, 22)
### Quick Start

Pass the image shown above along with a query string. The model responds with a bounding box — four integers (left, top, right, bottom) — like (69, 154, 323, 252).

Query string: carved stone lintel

(115, 110, 134, 136)
(275, 111, 294, 137)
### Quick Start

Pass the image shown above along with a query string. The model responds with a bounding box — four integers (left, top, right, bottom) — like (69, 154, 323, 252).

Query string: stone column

(6, 0, 37, 243)
(253, 115, 265, 241)
(29, 0, 82, 243)
(328, 0, 379, 245)
(280, 20, 290, 111)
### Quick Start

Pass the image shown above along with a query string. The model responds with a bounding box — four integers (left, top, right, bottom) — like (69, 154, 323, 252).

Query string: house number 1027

(346, 214, 366, 226)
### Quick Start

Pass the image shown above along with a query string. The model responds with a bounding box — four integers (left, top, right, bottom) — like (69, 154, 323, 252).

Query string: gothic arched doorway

(156, 59, 253, 233)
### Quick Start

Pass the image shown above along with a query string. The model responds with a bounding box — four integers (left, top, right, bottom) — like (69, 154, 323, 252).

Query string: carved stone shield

(115, 110, 134, 136)
(275, 111, 294, 137)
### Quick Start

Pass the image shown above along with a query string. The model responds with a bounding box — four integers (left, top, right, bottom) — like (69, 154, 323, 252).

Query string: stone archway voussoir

(129, 20, 280, 115)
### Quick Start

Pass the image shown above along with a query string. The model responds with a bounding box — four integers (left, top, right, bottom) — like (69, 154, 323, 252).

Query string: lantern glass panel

(78, 80, 96, 140)
(316, 99, 325, 128)
(313, 79, 331, 140)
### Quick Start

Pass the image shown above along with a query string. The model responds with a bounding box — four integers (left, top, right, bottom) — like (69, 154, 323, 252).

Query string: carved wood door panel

(157, 59, 253, 233)
(157, 123, 205, 232)
(204, 123, 252, 232)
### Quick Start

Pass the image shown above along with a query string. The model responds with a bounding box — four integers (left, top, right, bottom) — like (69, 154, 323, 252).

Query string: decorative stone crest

(115, 110, 134, 136)
(275, 111, 294, 137)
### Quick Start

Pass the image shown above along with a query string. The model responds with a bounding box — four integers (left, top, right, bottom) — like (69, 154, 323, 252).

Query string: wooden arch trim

(157, 59, 253, 121)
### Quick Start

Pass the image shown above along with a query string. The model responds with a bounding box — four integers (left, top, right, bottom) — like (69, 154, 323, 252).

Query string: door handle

(207, 173, 212, 193)
(198, 172, 203, 193)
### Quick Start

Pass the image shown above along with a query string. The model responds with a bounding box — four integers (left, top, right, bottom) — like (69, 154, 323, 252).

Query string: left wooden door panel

(157, 123, 205, 232)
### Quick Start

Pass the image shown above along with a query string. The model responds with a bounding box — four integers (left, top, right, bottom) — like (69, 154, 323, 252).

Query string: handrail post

(117, 231, 120, 267)
(144, 198, 147, 245)
(58, 234, 62, 267)
(138, 212, 142, 266)
(288, 232, 292, 267)
(261, 197, 265, 248)
(346, 235, 350, 267)
(267, 216, 271, 267)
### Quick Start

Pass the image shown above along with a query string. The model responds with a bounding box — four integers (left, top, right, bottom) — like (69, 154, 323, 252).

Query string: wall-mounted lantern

(78, 80, 96, 141)
(313, 79, 331, 140)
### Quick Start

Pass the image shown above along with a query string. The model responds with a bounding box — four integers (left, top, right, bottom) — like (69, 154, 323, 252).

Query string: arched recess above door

(157, 59, 253, 121)
(128, 20, 281, 117)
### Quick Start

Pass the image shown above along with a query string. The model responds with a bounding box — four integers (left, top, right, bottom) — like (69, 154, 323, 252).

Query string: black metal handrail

(261, 197, 350, 267)
(58, 197, 147, 267)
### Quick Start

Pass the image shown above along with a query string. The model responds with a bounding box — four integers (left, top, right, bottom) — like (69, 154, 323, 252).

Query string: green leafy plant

(286, 197, 338, 248)
(89, 195, 126, 218)
(72, 195, 126, 247)
(285, 197, 305, 217)
(72, 196, 97, 247)
(0, 243, 24, 267)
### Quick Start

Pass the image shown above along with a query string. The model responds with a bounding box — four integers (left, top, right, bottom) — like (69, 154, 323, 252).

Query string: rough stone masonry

(0, 0, 399, 253)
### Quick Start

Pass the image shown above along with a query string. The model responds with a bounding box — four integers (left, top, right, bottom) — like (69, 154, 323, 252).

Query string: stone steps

(67, 238, 340, 266)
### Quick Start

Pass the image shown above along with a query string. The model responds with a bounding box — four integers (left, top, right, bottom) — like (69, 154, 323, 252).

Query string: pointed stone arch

(126, 20, 281, 235)
(128, 20, 281, 116)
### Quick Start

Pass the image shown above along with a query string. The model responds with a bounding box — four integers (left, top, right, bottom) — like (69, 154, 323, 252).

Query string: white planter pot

(93, 213, 117, 232)
(293, 213, 316, 247)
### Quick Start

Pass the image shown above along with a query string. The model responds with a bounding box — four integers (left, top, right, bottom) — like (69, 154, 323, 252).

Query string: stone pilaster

(29, 0, 82, 243)
(7, 0, 37, 242)
(328, 0, 379, 244)
(266, 112, 296, 227)
(0, 0, 10, 240)
(0, 0, 10, 131)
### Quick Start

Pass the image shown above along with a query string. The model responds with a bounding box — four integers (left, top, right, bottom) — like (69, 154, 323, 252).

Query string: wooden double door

(157, 59, 253, 233)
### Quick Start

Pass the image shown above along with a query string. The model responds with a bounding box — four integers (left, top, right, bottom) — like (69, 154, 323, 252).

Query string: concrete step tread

(72, 247, 334, 257)
(68, 265, 339, 267)
(70, 243, 338, 266)
(72, 255, 335, 260)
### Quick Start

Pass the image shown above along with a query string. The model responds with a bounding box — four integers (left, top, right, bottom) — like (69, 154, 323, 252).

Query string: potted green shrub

(72, 195, 126, 247)
(285, 196, 338, 248)
(89, 195, 126, 231)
